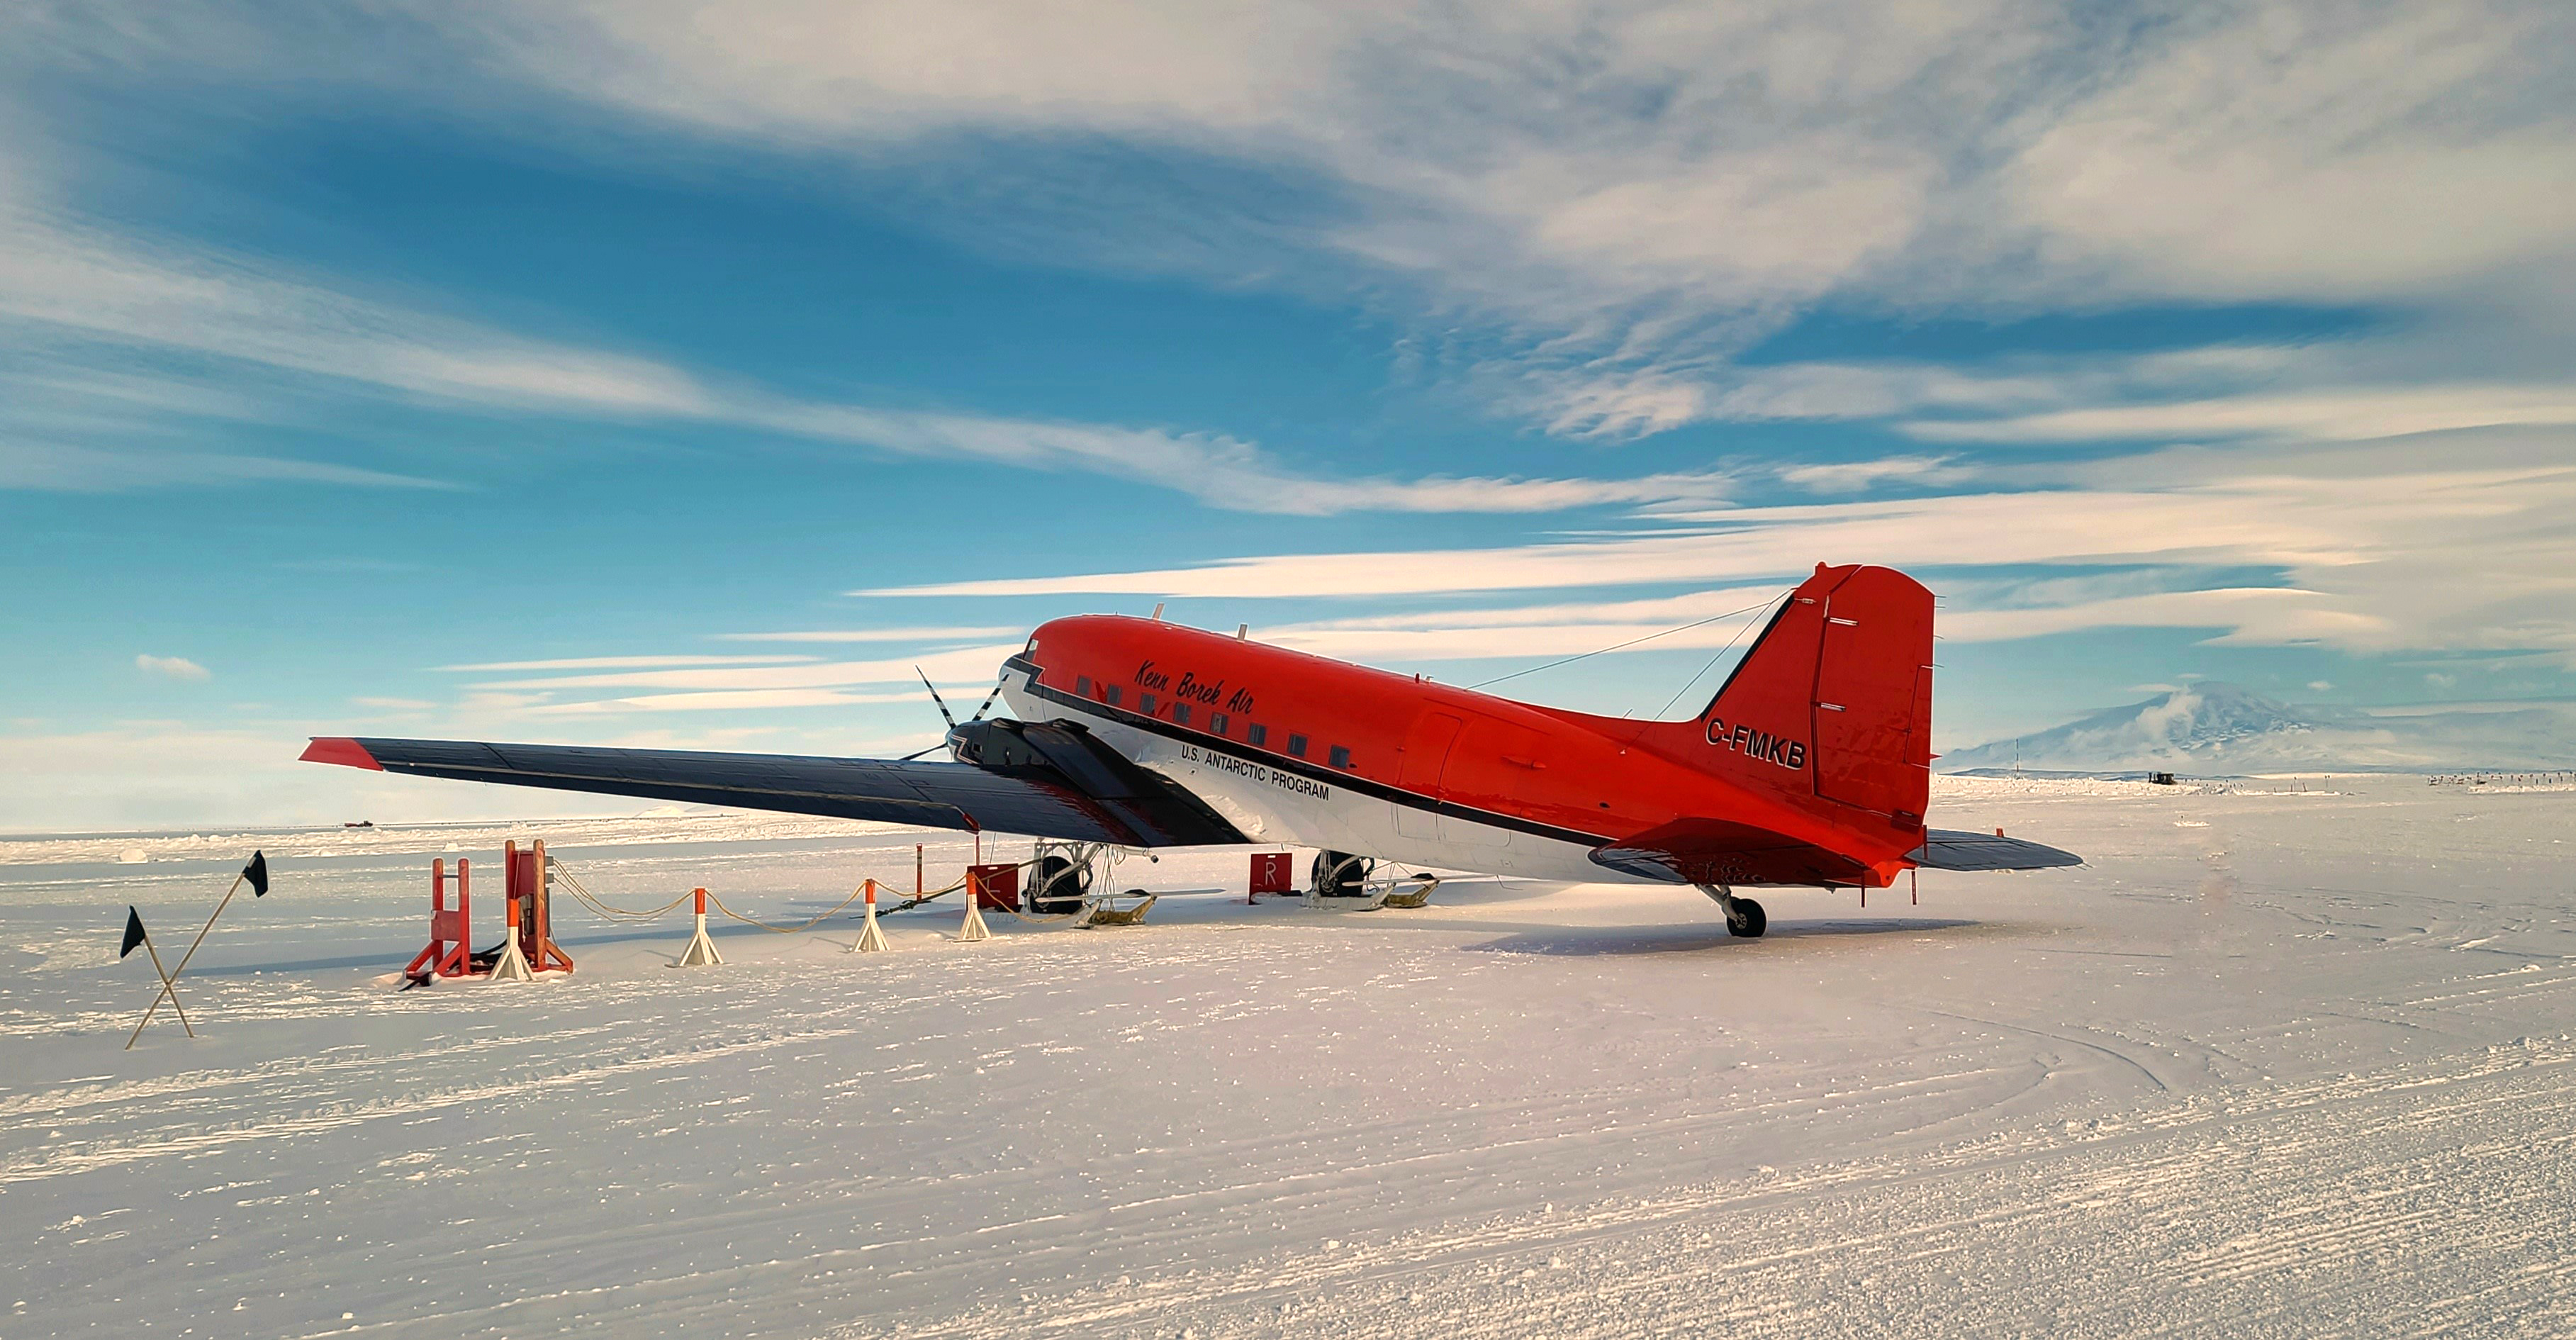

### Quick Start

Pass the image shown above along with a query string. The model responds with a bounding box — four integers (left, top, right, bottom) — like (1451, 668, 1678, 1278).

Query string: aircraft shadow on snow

(1465, 916, 1981, 957)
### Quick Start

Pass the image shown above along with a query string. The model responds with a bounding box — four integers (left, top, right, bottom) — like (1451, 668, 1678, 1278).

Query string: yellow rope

(549, 852, 1058, 935)
(707, 875, 973, 934)
(563, 885, 693, 922)
(549, 862, 693, 920)
(706, 886, 877, 935)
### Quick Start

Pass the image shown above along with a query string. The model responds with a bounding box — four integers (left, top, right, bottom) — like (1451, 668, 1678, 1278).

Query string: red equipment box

(968, 862, 1021, 911)
(1250, 852, 1294, 896)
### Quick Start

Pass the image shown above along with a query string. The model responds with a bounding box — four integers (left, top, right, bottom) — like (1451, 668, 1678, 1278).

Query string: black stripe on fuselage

(1015, 668, 1613, 849)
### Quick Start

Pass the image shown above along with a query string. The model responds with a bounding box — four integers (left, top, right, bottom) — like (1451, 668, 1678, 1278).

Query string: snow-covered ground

(5, 776, 2573, 1337)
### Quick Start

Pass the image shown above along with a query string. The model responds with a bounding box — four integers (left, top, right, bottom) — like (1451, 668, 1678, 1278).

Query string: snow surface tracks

(892, 1037, 2576, 1339)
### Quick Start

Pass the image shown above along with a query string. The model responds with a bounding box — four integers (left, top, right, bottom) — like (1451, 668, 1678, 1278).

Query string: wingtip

(301, 737, 384, 771)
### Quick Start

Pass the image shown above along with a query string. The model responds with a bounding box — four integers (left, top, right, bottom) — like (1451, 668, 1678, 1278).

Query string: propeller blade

(968, 677, 1004, 722)
(916, 666, 958, 730)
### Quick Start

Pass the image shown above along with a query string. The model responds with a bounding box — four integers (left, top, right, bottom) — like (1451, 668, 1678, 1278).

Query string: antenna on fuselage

(1151, 603, 1165, 621)
(1236, 623, 1248, 640)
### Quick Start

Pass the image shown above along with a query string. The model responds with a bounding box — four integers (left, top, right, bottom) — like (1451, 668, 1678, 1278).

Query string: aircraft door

(1441, 715, 1529, 847)
(1392, 712, 1464, 839)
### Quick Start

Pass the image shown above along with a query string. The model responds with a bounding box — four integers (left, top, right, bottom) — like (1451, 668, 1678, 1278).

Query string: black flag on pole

(121, 907, 147, 959)
(242, 850, 268, 898)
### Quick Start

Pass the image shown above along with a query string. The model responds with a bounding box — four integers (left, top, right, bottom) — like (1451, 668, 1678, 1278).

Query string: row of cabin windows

(1070, 672, 1348, 769)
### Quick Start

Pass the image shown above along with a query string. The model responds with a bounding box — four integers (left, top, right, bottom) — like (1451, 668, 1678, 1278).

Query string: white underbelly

(999, 673, 1630, 883)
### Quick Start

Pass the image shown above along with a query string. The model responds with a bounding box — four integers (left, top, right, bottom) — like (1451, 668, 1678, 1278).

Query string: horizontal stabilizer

(1908, 828, 2083, 871)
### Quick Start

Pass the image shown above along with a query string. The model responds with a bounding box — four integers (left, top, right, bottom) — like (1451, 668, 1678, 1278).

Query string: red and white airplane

(302, 562, 2076, 936)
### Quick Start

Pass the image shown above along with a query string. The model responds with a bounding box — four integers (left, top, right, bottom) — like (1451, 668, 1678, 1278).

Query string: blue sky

(4, 1, 2573, 830)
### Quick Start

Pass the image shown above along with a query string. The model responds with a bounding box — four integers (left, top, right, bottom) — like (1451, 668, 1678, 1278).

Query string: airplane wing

(300, 721, 1248, 847)
(1907, 828, 2083, 871)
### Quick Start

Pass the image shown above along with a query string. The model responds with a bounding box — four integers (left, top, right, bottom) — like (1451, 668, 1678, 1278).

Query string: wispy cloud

(420, 0, 2576, 433)
(1936, 588, 2389, 645)
(738, 399, 1738, 513)
(135, 653, 209, 681)
(437, 654, 818, 672)
(1, 438, 454, 492)
(1252, 587, 1788, 665)
(14, 2, 2575, 501)
(0, 152, 1737, 514)
(714, 625, 1024, 643)
(863, 434, 2576, 664)
(467, 642, 1019, 696)
(528, 688, 920, 715)
(1905, 384, 2576, 445)
(1776, 455, 1971, 493)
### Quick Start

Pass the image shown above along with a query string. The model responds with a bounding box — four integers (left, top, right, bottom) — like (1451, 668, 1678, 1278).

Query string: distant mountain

(1942, 683, 2576, 774)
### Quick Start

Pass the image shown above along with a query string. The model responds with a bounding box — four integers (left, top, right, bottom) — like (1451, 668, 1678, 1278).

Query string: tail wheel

(1310, 849, 1372, 897)
(1725, 897, 1767, 939)
(1029, 854, 1091, 914)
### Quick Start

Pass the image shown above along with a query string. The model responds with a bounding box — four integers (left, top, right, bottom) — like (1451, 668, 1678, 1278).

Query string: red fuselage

(1012, 613, 1924, 888)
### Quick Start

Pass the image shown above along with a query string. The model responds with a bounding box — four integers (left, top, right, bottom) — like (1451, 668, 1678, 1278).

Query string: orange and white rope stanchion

(488, 908, 535, 981)
(677, 886, 723, 967)
(851, 879, 890, 954)
(957, 873, 992, 944)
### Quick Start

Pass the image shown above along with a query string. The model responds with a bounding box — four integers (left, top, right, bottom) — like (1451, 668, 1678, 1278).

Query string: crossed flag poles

(121, 851, 268, 1050)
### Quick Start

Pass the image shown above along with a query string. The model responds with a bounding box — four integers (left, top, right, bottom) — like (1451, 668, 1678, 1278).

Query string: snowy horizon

(7, 1, 2575, 830)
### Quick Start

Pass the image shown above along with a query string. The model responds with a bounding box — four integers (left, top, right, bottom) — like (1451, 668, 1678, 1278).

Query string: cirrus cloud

(135, 654, 210, 681)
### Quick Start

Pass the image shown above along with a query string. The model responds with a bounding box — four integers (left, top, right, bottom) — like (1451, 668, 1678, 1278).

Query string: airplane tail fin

(1642, 563, 1934, 830)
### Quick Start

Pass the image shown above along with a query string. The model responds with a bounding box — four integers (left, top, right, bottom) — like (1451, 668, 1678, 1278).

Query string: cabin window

(1105, 685, 1122, 707)
(1075, 675, 1092, 698)
(1287, 732, 1308, 757)
(1173, 703, 1192, 726)
(1209, 713, 1228, 736)
(1248, 723, 1267, 747)
(1141, 693, 1158, 715)
(1329, 744, 1353, 769)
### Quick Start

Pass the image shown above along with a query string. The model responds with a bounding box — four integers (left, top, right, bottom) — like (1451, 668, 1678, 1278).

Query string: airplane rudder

(1810, 566, 1935, 822)
(1672, 563, 1933, 827)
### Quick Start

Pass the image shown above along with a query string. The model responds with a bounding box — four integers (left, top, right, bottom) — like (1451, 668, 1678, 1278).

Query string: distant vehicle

(343, 820, 374, 829)
(302, 563, 2078, 937)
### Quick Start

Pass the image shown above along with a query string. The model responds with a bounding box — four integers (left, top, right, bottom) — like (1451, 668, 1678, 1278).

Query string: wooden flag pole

(130, 867, 245, 1041)
(125, 928, 198, 1048)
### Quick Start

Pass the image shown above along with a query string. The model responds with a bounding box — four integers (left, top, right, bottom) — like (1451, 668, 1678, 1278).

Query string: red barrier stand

(406, 858, 475, 985)
(504, 839, 575, 974)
